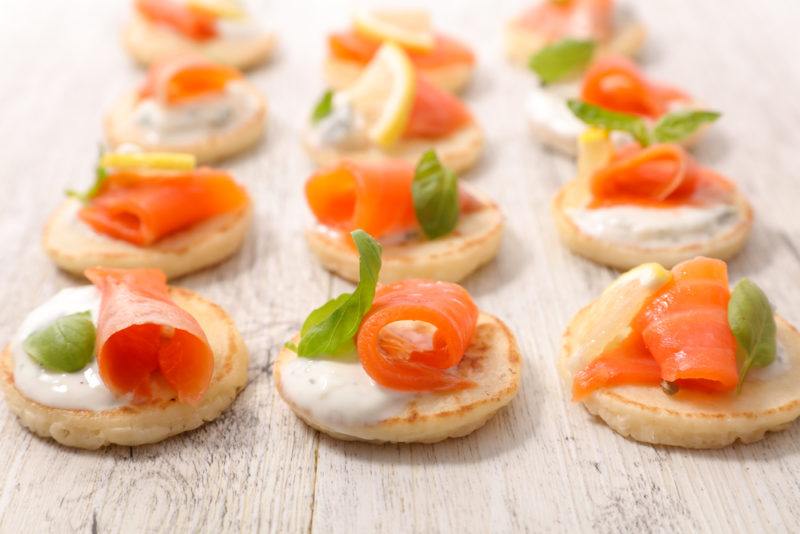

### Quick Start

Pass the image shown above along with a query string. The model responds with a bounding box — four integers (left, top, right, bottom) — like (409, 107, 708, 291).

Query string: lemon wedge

(345, 42, 416, 148)
(101, 152, 197, 171)
(353, 9, 434, 52)
(567, 263, 672, 374)
(186, 0, 246, 19)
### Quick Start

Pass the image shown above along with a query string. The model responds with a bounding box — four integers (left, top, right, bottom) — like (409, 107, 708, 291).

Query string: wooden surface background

(2, 1, 800, 532)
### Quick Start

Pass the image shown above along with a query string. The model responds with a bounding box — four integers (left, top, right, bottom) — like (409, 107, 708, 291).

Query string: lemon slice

(353, 9, 434, 52)
(101, 152, 197, 171)
(345, 42, 416, 148)
(567, 263, 672, 375)
(186, 0, 246, 19)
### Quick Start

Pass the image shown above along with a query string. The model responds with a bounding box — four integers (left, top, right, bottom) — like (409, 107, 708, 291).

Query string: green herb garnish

(567, 99, 651, 146)
(568, 99, 722, 147)
(652, 110, 721, 144)
(22, 311, 96, 373)
(728, 278, 777, 392)
(412, 150, 460, 239)
(311, 90, 335, 124)
(296, 230, 382, 357)
(66, 145, 108, 203)
(528, 39, 596, 85)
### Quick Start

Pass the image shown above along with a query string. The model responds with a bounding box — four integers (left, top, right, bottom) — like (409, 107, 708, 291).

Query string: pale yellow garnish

(353, 9, 434, 52)
(566, 263, 672, 375)
(186, 0, 246, 19)
(345, 42, 416, 148)
(101, 152, 197, 171)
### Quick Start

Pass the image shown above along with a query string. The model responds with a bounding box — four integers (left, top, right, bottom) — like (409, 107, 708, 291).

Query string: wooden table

(2, 1, 800, 532)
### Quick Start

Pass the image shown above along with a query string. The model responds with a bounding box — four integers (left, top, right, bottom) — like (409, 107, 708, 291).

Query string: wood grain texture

(1, 0, 800, 532)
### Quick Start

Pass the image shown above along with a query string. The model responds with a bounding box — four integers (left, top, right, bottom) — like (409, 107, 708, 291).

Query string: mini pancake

(324, 56, 473, 94)
(505, 12, 646, 66)
(275, 312, 521, 443)
(123, 12, 276, 70)
(303, 122, 484, 176)
(105, 82, 268, 164)
(560, 299, 800, 448)
(551, 178, 753, 270)
(0, 287, 248, 450)
(43, 198, 252, 280)
(306, 185, 503, 283)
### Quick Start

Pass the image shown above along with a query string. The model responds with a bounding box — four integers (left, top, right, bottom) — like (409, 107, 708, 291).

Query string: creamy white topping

(12, 286, 128, 411)
(280, 353, 414, 427)
(567, 204, 740, 248)
(132, 81, 259, 145)
(309, 94, 369, 150)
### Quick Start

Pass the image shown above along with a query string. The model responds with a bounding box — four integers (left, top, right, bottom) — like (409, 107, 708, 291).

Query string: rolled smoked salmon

(86, 267, 214, 405)
(516, 0, 613, 42)
(404, 76, 472, 139)
(139, 56, 242, 105)
(329, 32, 474, 68)
(79, 169, 248, 246)
(136, 0, 218, 41)
(356, 279, 478, 391)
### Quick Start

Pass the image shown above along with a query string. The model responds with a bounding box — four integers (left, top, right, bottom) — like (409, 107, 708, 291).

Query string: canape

(505, 0, 645, 66)
(1, 267, 248, 449)
(304, 43, 484, 174)
(275, 231, 521, 443)
(560, 258, 800, 448)
(325, 8, 475, 93)
(552, 128, 752, 269)
(304, 151, 503, 283)
(527, 55, 715, 155)
(124, 0, 276, 70)
(106, 55, 267, 163)
(44, 150, 252, 279)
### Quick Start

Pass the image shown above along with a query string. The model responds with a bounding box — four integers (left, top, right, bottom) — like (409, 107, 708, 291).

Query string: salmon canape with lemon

(527, 55, 716, 155)
(325, 8, 475, 93)
(560, 257, 800, 448)
(305, 151, 503, 283)
(275, 231, 521, 443)
(305, 43, 484, 174)
(1, 267, 248, 449)
(44, 149, 252, 279)
(106, 55, 267, 163)
(124, 0, 276, 70)
(505, 0, 645, 66)
(552, 127, 752, 270)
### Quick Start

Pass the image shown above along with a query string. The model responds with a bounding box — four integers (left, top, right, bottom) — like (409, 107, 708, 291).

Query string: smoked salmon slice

(573, 257, 739, 398)
(589, 144, 734, 208)
(356, 279, 478, 391)
(86, 267, 214, 405)
(404, 76, 473, 139)
(635, 257, 738, 391)
(580, 56, 688, 119)
(329, 31, 474, 68)
(139, 56, 242, 105)
(136, 0, 218, 41)
(305, 160, 480, 239)
(79, 169, 248, 246)
(516, 0, 613, 42)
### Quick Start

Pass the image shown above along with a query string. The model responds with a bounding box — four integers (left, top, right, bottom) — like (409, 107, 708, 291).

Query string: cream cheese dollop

(11, 286, 127, 411)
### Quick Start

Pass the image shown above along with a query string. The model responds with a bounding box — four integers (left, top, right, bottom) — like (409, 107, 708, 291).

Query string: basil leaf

(297, 230, 382, 357)
(652, 110, 721, 144)
(567, 99, 651, 147)
(22, 311, 96, 373)
(66, 145, 108, 203)
(311, 90, 335, 124)
(528, 39, 595, 85)
(728, 278, 777, 392)
(412, 150, 460, 239)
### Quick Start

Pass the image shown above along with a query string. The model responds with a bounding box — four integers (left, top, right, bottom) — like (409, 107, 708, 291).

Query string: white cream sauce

(12, 286, 128, 411)
(132, 81, 260, 145)
(567, 204, 740, 249)
(309, 93, 369, 150)
(280, 352, 414, 428)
